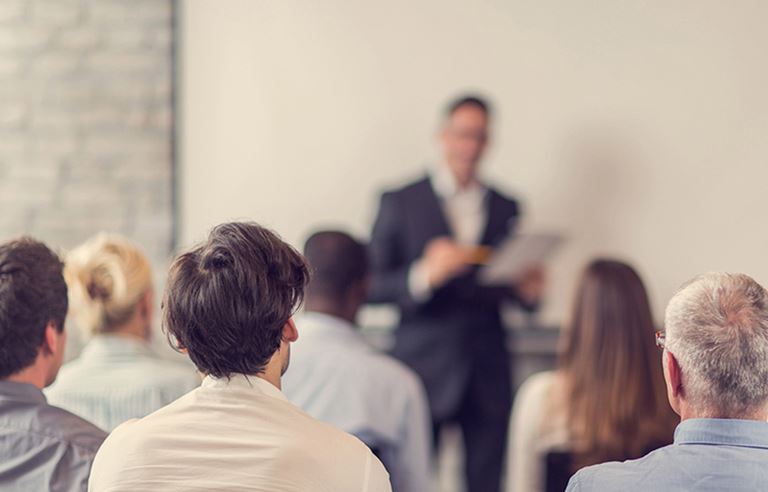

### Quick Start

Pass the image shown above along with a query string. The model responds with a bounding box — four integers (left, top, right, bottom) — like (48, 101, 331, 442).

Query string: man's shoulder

(287, 416, 391, 489)
(280, 400, 377, 462)
(353, 349, 425, 400)
(101, 387, 194, 432)
(486, 186, 519, 213)
(567, 445, 676, 491)
(91, 393, 192, 463)
(299, 343, 424, 406)
(36, 402, 107, 453)
(380, 176, 431, 200)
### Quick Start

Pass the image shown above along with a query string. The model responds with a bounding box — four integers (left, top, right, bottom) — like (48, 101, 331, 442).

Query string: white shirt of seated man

(88, 316, 392, 492)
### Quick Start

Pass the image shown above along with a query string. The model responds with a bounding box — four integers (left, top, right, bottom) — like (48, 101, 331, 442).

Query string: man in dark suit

(368, 95, 543, 492)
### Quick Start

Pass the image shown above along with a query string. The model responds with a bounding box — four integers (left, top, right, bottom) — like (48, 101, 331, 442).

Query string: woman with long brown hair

(506, 259, 677, 492)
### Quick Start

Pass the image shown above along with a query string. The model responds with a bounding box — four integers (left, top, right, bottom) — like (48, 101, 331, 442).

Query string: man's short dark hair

(162, 222, 309, 378)
(0, 237, 68, 379)
(303, 231, 368, 301)
(445, 94, 492, 118)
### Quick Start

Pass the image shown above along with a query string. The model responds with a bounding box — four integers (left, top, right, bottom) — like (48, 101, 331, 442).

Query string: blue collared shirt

(566, 418, 768, 491)
(0, 381, 107, 492)
(282, 312, 434, 492)
(45, 335, 200, 431)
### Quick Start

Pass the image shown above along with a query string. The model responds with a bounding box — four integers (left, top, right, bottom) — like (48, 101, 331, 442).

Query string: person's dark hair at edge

(445, 93, 492, 118)
(162, 222, 309, 379)
(303, 231, 368, 301)
(0, 237, 68, 379)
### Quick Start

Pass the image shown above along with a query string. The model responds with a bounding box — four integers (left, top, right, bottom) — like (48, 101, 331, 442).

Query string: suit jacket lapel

(480, 189, 505, 246)
(416, 176, 453, 238)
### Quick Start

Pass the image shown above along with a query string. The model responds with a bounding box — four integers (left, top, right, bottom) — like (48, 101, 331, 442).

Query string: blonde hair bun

(66, 233, 152, 336)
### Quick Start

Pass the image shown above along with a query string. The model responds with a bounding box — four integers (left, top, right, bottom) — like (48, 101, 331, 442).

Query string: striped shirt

(46, 335, 200, 431)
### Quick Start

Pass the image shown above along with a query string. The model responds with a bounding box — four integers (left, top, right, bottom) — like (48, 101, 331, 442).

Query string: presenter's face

(441, 105, 489, 187)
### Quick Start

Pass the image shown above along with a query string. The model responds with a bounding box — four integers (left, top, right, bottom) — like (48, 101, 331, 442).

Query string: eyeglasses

(655, 330, 666, 350)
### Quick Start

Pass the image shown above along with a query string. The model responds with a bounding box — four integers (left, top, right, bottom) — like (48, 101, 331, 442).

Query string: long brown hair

(558, 259, 676, 469)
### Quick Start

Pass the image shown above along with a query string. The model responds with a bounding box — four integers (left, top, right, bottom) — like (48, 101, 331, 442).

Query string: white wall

(179, 0, 768, 325)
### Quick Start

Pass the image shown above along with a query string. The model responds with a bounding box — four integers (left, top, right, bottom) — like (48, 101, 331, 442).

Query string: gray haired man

(567, 272, 768, 491)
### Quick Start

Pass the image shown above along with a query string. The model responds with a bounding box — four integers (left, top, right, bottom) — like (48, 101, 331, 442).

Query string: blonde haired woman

(46, 233, 200, 431)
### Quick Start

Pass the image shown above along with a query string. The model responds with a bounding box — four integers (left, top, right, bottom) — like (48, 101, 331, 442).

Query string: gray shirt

(0, 381, 107, 492)
(567, 418, 768, 491)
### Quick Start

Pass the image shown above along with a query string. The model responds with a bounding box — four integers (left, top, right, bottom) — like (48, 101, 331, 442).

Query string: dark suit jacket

(369, 176, 529, 420)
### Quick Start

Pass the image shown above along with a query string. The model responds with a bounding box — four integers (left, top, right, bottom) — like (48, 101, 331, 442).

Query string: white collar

(80, 334, 154, 360)
(296, 311, 369, 349)
(429, 162, 485, 199)
(201, 373, 288, 402)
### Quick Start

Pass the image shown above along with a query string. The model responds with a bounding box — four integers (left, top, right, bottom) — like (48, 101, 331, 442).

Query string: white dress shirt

(88, 372, 392, 492)
(430, 162, 488, 246)
(282, 312, 434, 492)
(408, 164, 489, 301)
(46, 334, 201, 431)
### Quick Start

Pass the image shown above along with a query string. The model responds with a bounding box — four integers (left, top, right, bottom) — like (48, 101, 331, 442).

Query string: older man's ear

(663, 350, 683, 416)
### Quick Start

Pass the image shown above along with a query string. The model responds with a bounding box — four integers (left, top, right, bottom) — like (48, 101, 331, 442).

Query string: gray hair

(664, 272, 768, 417)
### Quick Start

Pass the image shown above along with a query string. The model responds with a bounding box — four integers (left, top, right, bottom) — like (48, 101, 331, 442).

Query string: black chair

(545, 442, 668, 491)
(544, 451, 575, 492)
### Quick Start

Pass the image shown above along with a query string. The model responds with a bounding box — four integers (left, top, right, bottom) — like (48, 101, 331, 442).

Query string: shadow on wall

(553, 124, 657, 247)
(530, 123, 663, 324)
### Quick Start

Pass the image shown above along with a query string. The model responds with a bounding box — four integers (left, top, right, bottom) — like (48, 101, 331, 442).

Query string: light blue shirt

(46, 335, 201, 431)
(566, 418, 768, 491)
(283, 312, 434, 492)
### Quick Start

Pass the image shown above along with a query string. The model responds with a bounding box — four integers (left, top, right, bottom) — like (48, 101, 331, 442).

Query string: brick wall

(0, 0, 175, 269)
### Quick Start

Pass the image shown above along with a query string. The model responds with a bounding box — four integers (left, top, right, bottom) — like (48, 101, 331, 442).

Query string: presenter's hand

(423, 237, 472, 288)
(513, 266, 546, 306)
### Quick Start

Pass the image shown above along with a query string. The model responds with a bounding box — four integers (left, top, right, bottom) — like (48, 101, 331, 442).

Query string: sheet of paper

(479, 233, 564, 285)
